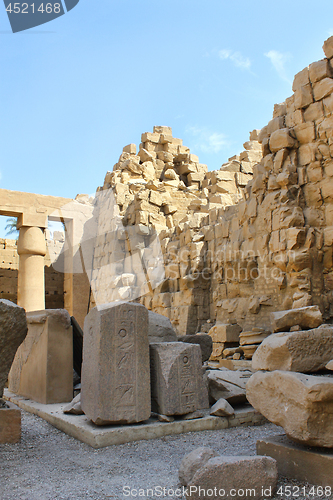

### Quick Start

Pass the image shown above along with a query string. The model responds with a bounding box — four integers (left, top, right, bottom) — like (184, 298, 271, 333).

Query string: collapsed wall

(92, 37, 333, 344)
(91, 126, 260, 330)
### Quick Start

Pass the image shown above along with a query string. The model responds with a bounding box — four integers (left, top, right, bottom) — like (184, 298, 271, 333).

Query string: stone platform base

(257, 434, 333, 487)
(5, 390, 267, 449)
(0, 402, 21, 444)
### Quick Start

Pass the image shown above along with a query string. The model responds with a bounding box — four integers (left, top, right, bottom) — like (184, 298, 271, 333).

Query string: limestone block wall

(91, 128, 260, 332)
(144, 37, 333, 335)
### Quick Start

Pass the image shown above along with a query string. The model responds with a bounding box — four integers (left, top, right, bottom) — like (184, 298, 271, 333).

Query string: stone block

(207, 369, 249, 404)
(257, 434, 333, 487)
(269, 129, 296, 152)
(247, 371, 333, 448)
(187, 455, 278, 500)
(81, 302, 150, 425)
(252, 324, 333, 372)
(179, 447, 219, 486)
(208, 323, 242, 343)
(323, 36, 333, 59)
(150, 342, 207, 416)
(293, 123, 315, 144)
(292, 67, 310, 91)
(309, 59, 333, 83)
(148, 310, 177, 343)
(294, 84, 313, 109)
(0, 402, 21, 444)
(123, 144, 136, 154)
(0, 300, 27, 401)
(303, 101, 324, 122)
(178, 334, 212, 362)
(270, 305, 322, 332)
(313, 78, 333, 101)
(8, 309, 73, 405)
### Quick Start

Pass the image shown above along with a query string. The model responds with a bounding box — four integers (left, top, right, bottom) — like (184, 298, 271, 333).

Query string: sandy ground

(0, 410, 332, 500)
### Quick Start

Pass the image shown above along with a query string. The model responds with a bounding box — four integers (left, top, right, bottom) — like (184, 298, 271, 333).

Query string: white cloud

(219, 49, 251, 70)
(186, 126, 230, 154)
(265, 50, 292, 84)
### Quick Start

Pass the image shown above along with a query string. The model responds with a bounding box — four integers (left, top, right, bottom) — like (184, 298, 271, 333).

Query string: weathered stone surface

(208, 323, 242, 343)
(9, 309, 73, 404)
(178, 334, 212, 362)
(210, 398, 234, 417)
(246, 370, 333, 448)
(323, 36, 333, 59)
(179, 447, 218, 486)
(81, 302, 150, 425)
(257, 435, 333, 488)
(252, 324, 333, 373)
(313, 78, 333, 101)
(269, 129, 296, 152)
(150, 342, 208, 416)
(148, 311, 178, 343)
(0, 300, 27, 401)
(0, 402, 21, 444)
(270, 306, 323, 332)
(187, 455, 278, 500)
(63, 394, 84, 415)
(207, 369, 252, 404)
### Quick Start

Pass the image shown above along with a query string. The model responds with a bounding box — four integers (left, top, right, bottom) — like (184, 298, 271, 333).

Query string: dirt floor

(0, 410, 332, 500)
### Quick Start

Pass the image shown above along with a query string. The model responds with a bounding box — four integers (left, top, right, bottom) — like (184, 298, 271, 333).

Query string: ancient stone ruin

(2, 34, 333, 494)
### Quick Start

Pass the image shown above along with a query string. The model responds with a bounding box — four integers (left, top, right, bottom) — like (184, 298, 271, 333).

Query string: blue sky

(0, 0, 333, 236)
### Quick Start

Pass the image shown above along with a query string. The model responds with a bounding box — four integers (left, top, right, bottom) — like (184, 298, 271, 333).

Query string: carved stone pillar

(17, 217, 47, 312)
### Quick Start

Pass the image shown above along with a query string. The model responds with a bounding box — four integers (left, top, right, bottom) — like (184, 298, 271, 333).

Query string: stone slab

(81, 302, 150, 425)
(8, 309, 73, 404)
(0, 401, 21, 443)
(5, 390, 267, 449)
(150, 342, 208, 416)
(257, 434, 333, 487)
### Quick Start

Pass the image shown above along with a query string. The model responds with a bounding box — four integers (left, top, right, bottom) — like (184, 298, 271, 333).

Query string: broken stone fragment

(326, 360, 333, 371)
(270, 305, 322, 332)
(179, 447, 218, 486)
(207, 369, 251, 404)
(187, 455, 278, 500)
(210, 398, 234, 417)
(63, 394, 84, 415)
(252, 324, 333, 372)
(246, 370, 333, 448)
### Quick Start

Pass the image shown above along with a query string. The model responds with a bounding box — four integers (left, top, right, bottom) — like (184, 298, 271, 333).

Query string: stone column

(17, 214, 47, 312)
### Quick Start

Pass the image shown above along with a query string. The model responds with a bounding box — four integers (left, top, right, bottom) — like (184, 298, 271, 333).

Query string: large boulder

(246, 370, 333, 448)
(178, 334, 212, 362)
(187, 455, 278, 500)
(148, 311, 177, 343)
(270, 306, 322, 332)
(0, 300, 27, 405)
(252, 324, 333, 373)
